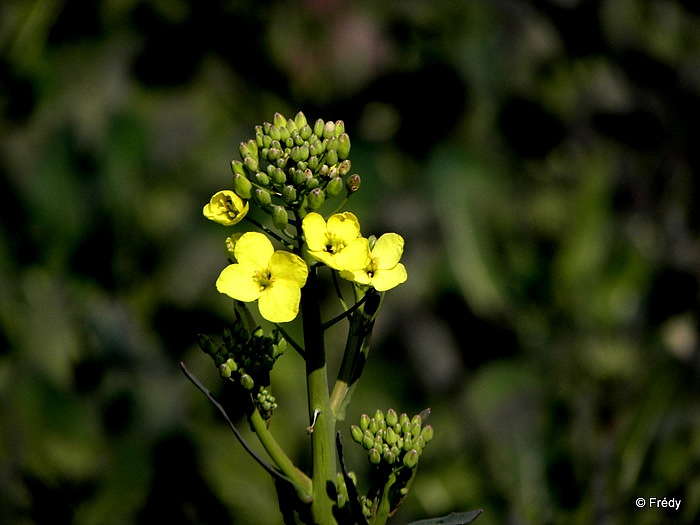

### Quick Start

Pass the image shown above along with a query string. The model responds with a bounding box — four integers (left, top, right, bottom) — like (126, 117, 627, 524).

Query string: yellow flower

(302, 212, 370, 271)
(216, 232, 308, 323)
(340, 233, 407, 291)
(203, 190, 249, 226)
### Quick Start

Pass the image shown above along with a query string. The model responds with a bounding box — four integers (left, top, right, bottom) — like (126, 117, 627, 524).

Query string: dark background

(1, 1, 699, 524)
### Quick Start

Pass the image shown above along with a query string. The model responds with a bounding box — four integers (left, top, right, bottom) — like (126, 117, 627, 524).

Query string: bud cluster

(231, 111, 361, 222)
(350, 408, 434, 470)
(255, 387, 278, 421)
(198, 321, 286, 392)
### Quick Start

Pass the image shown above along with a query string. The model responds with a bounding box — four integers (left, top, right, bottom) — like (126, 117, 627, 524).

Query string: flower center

(221, 197, 240, 219)
(366, 257, 379, 278)
(324, 235, 345, 255)
(254, 269, 275, 291)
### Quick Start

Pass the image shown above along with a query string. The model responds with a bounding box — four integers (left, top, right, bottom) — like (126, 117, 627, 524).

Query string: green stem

(330, 289, 383, 420)
(301, 268, 338, 524)
(247, 403, 313, 501)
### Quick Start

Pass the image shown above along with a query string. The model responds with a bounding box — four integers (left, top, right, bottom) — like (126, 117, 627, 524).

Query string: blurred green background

(1, 1, 700, 524)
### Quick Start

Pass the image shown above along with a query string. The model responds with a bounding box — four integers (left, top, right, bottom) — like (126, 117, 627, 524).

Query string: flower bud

(243, 156, 258, 174)
(334, 120, 345, 137)
(403, 449, 419, 469)
(369, 417, 378, 435)
(326, 176, 344, 197)
(233, 173, 253, 199)
(293, 131, 305, 146)
(421, 424, 434, 443)
(369, 448, 381, 465)
(240, 373, 255, 390)
(386, 408, 398, 427)
(350, 425, 364, 444)
(413, 435, 425, 451)
(412, 414, 423, 427)
(253, 188, 272, 207)
(338, 133, 351, 159)
(219, 362, 232, 379)
(338, 159, 351, 175)
(362, 431, 375, 450)
(323, 120, 336, 139)
(272, 206, 288, 230)
(305, 175, 320, 190)
(273, 112, 287, 128)
(279, 126, 290, 142)
(273, 167, 287, 185)
(282, 185, 297, 204)
(374, 409, 385, 423)
(255, 127, 264, 147)
(346, 174, 361, 194)
(255, 171, 270, 186)
(268, 125, 281, 142)
(294, 111, 308, 129)
(411, 422, 422, 438)
(292, 168, 306, 187)
(383, 449, 396, 465)
(403, 433, 413, 452)
(385, 426, 398, 446)
(313, 118, 325, 138)
(360, 413, 371, 432)
(198, 334, 219, 356)
(310, 139, 325, 156)
(299, 124, 312, 141)
(325, 148, 338, 167)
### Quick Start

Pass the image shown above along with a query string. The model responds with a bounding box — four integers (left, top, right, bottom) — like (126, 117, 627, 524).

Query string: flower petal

(216, 262, 262, 301)
(234, 232, 274, 269)
(326, 212, 361, 243)
(203, 190, 249, 225)
(302, 212, 329, 252)
(269, 250, 308, 288)
(258, 280, 302, 323)
(369, 263, 407, 291)
(372, 233, 405, 269)
(333, 237, 371, 271)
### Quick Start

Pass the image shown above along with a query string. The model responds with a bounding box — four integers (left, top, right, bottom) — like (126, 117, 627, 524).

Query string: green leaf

(407, 509, 483, 525)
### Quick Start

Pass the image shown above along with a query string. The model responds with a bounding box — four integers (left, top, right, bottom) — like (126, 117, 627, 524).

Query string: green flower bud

(231, 159, 245, 176)
(386, 408, 398, 427)
(255, 171, 270, 186)
(310, 139, 325, 156)
(412, 414, 423, 427)
(403, 433, 413, 452)
(338, 133, 351, 159)
(268, 125, 281, 141)
(411, 422, 421, 438)
(391, 445, 400, 459)
(293, 131, 305, 146)
(325, 148, 338, 167)
(323, 120, 336, 139)
(413, 435, 425, 451)
(334, 120, 345, 137)
(273, 167, 287, 185)
(243, 156, 258, 174)
(299, 124, 312, 141)
(421, 425, 434, 443)
(253, 188, 272, 207)
(239, 141, 251, 160)
(385, 426, 398, 446)
(273, 337, 287, 357)
(262, 133, 272, 148)
(296, 161, 308, 171)
(240, 373, 255, 390)
(313, 118, 325, 138)
(306, 154, 318, 172)
(327, 136, 340, 153)
(279, 126, 290, 142)
(326, 176, 344, 197)
(399, 412, 410, 427)
(369, 448, 381, 465)
(369, 418, 378, 435)
(350, 425, 364, 444)
(255, 127, 264, 147)
(294, 111, 308, 129)
(308, 188, 325, 210)
(346, 174, 361, 194)
(383, 449, 396, 465)
(305, 175, 320, 190)
(198, 334, 219, 357)
(226, 357, 238, 372)
(272, 206, 288, 230)
(233, 173, 253, 199)
(273, 112, 287, 129)
(374, 409, 385, 423)
(403, 448, 419, 469)
(292, 168, 306, 187)
(275, 156, 287, 169)
(362, 431, 375, 450)
(360, 413, 371, 432)
(282, 185, 297, 204)
(219, 362, 232, 379)
(374, 436, 383, 450)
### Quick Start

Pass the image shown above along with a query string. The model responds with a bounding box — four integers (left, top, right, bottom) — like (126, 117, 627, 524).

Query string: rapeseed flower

(340, 233, 407, 291)
(204, 190, 249, 226)
(216, 232, 308, 323)
(302, 212, 370, 271)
